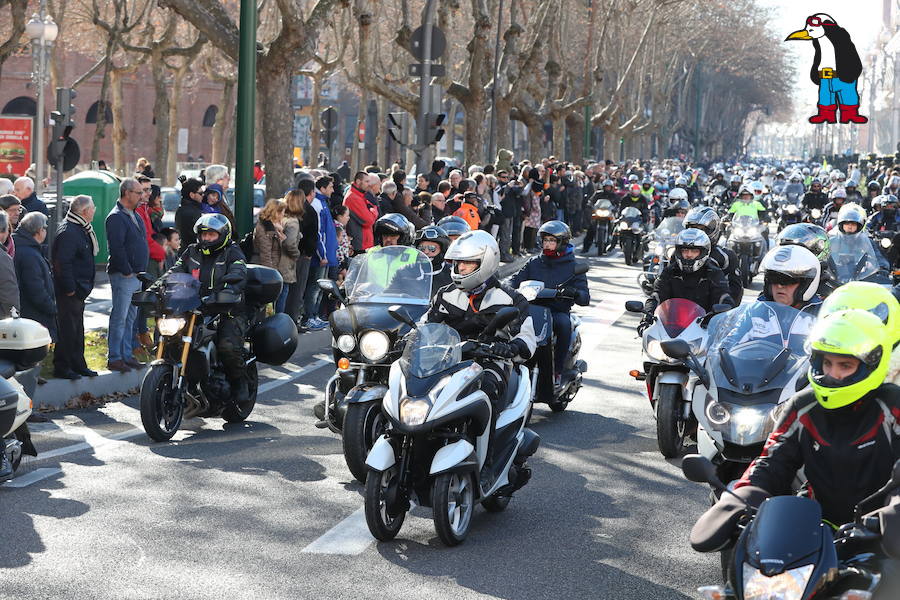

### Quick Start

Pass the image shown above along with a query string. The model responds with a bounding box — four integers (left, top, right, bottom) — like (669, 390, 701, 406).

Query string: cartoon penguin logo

(785, 13, 867, 125)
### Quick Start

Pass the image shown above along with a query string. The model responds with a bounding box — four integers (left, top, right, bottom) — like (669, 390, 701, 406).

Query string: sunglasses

(805, 16, 834, 27)
(767, 272, 802, 286)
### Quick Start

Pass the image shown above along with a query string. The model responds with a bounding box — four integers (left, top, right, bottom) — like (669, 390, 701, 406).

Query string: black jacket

(300, 201, 320, 257)
(175, 198, 204, 249)
(709, 245, 743, 304)
(736, 385, 900, 526)
(21, 192, 49, 217)
(161, 242, 247, 301)
(52, 220, 96, 300)
(508, 246, 590, 313)
(12, 232, 56, 339)
(619, 195, 649, 222)
(645, 262, 732, 314)
(802, 191, 829, 212)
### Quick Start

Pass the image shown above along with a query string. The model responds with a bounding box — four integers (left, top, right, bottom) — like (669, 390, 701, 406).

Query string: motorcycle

(316, 246, 433, 483)
(625, 298, 712, 458)
(726, 215, 766, 287)
(0, 317, 49, 483)
(872, 231, 900, 284)
(588, 198, 616, 255)
(617, 206, 646, 266)
(828, 233, 893, 287)
(638, 216, 684, 296)
(363, 306, 540, 546)
(775, 197, 802, 232)
(662, 301, 816, 485)
(683, 454, 899, 600)
(132, 266, 298, 442)
(515, 263, 590, 413)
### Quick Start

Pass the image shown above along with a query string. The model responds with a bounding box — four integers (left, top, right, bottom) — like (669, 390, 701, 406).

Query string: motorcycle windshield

(594, 199, 613, 211)
(730, 216, 762, 240)
(828, 233, 882, 284)
(655, 299, 706, 338)
(161, 272, 201, 313)
(744, 496, 824, 571)
(344, 246, 433, 305)
(621, 206, 641, 219)
(706, 302, 814, 394)
(400, 323, 462, 378)
(655, 217, 685, 237)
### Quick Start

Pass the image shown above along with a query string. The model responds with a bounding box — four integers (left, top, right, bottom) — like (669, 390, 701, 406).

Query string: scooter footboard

(430, 439, 477, 476)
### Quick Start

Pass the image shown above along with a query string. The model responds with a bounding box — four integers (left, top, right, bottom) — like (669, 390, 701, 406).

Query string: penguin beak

(785, 29, 813, 41)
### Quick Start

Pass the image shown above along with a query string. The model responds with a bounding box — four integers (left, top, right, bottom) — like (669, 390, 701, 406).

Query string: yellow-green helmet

(820, 282, 900, 348)
(808, 309, 892, 409)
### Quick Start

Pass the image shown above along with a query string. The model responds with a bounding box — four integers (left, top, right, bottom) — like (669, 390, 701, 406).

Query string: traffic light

(56, 87, 76, 128)
(425, 112, 445, 145)
(388, 112, 404, 144)
(321, 107, 337, 149)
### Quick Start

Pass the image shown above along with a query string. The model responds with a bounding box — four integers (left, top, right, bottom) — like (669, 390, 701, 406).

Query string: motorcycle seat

(0, 360, 15, 380)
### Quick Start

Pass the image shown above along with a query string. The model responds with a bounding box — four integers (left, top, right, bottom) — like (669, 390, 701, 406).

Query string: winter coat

(253, 219, 284, 273)
(12, 232, 56, 340)
(0, 248, 19, 317)
(390, 195, 429, 230)
(279, 215, 300, 284)
(508, 245, 590, 313)
(315, 192, 340, 267)
(105, 201, 149, 277)
(645, 262, 732, 314)
(52, 220, 96, 300)
(137, 204, 166, 263)
(343, 185, 378, 252)
(175, 198, 204, 248)
(300, 200, 320, 258)
(21, 192, 49, 216)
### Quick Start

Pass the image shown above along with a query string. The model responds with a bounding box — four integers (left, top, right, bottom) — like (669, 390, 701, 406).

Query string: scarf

(67, 209, 99, 256)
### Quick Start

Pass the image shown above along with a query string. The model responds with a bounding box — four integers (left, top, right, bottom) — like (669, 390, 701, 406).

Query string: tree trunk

(567, 112, 584, 166)
(310, 75, 322, 165)
(211, 79, 233, 164)
(527, 121, 543, 160)
(166, 64, 190, 184)
(90, 43, 114, 163)
(462, 97, 487, 166)
(354, 88, 368, 171)
(257, 55, 295, 196)
(552, 115, 566, 162)
(151, 51, 170, 180)
(494, 97, 511, 161)
(375, 96, 386, 169)
(110, 69, 127, 175)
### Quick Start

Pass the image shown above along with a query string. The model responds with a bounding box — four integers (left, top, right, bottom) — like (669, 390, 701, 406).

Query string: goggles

(416, 228, 444, 241)
(767, 271, 804, 286)
(806, 16, 834, 27)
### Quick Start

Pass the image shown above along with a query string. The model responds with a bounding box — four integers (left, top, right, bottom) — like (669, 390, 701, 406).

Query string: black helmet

(683, 206, 721, 244)
(194, 213, 232, 255)
(867, 180, 882, 193)
(415, 225, 451, 266)
(374, 213, 414, 246)
(538, 220, 572, 248)
(776, 222, 830, 262)
(437, 215, 471, 238)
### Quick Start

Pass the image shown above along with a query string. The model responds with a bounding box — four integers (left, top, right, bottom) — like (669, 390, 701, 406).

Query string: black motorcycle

(683, 454, 899, 600)
(617, 206, 646, 266)
(132, 266, 298, 442)
(316, 246, 433, 483)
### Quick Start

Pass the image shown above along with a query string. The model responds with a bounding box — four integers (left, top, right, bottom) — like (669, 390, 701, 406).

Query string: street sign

(409, 63, 446, 77)
(358, 122, 366, 143)
(321, 106, 338, 130)
(47, 136, 80, 172)
(410, 25, 447, 61)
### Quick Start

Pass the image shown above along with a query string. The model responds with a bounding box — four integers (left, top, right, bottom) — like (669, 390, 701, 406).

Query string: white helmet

(673, 229, 711, 273)
(668, 187, 689, 203)
(836, 203, 866, 234)
(761, 245, 821, 303)
(444, 230, 501, 291)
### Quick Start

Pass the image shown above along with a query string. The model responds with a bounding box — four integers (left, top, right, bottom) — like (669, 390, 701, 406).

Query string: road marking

(301, 508, 374, 555)
(257, 357, 331, 394)
(2, 467, 62, 488)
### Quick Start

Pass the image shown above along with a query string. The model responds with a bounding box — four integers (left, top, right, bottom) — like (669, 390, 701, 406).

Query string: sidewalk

(39, 251, 541, 410)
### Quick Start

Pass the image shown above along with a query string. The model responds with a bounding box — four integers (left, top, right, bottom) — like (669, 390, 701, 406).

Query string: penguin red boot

(839, 104, 868, 123)
(808, 104, 837, 124)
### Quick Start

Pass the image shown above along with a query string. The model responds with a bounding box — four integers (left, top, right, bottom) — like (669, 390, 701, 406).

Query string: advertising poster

(0, 116, 32, 177)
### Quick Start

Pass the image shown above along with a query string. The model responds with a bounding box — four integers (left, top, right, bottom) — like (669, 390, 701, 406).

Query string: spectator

(454, 193, 482, 230)
(14, 176, 48, 217)
(448, 170, 463, 196)
(147, 185, 164, 233)
(524, 184, 543, 252)
(135, 175, 166, 278)
(415, 174, 430, 194)
(201, 185, 236, 232)
(105, 177, 149, 373)
(392, 186, 429, 229)
(332, 205, 351, 268)
(253, 160, 265, 183)
(313, 176, 340, 321)
(13, 212, 56, 339)
(0, 194, 21, 257)
(0, 178, 12, 195)
(136, 157, 155, 178)
(379, 180, 398, 217)
(253, 199, 291, 311)
(51, 195, 98, 380)
(0, 212, 19, 317)
(336, 160, 351, 184)
(160, 227, 180, 270)
(496, 170, 515, 262)
(343, 171, 378, 253)
(175, 177, 204, 249)
(426, 160, 445, 193)
(279, 191, 303, 314)
(391, 169, 407, 190)
(299, 177, 337, 330)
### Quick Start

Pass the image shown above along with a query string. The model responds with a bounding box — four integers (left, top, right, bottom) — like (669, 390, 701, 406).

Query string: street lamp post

(25, 4, 58, 197)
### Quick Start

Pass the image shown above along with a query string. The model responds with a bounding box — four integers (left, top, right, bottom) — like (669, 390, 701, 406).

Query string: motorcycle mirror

(711, 303, 732, 314)
(482, 306, 519, 338)
(681, 455, 725, 489)
(625, 300, 645, 313)
(573, 263, 590, 276)
(388, 305, 416, 328)
(317, 278, 344, 303)
(660, 339, 691, 360)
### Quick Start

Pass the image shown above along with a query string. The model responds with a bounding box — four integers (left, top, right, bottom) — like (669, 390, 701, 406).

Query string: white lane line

(301, 508, 374, 554)
(2, 467, 62, 488)
(28, 357, 334, 464)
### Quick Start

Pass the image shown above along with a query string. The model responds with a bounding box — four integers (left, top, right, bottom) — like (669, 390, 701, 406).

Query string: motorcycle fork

(174, 313, 197, 384)
(388, 436, 413, 516)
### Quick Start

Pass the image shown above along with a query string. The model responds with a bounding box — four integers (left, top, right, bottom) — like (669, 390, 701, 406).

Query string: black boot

(0, 448, 13, 482)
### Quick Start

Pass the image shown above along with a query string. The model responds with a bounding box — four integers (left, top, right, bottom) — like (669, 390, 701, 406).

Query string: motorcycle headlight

(618, 221, 628, 231)
(787, 205, 797, 214)
(732, 227, 745, 236)
(359, 331, 390, 362)
(705, 401, 731, 426)
(157, 316, 186, 337)
(730, 406, 770, 443)
(336, 334, 356, 353)
(646, 339, 671, 362)
(399, 397, 432, 426)
(654, 243, 665, 255)
(881, 237, 893, 249)
(811, 208, 822, 219)
(742, 563, 814, 600)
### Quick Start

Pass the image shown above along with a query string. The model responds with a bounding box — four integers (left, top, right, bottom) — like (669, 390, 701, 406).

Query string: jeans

(108, 273, 141, 363)
(275, 283, 290, 314)
(303, 264, 325, 320)
(818, 77, 860, 105)
(551, 311, 572, 374)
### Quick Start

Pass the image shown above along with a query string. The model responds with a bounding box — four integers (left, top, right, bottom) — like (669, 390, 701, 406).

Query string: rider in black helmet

(415, 225, 453, 294)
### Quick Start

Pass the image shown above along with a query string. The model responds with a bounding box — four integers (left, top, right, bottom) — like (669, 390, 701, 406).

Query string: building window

(2, 96, 37, 116)
(202, 105, 218, 127)
(85, 101, 113, 124)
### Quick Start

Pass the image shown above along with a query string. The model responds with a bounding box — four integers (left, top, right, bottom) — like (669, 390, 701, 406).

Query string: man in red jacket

(342, 171, 378, 254)
(135, 175, 165, 349)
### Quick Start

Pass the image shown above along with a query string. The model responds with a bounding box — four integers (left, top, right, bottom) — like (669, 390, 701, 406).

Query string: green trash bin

(63, 170, 122, 264)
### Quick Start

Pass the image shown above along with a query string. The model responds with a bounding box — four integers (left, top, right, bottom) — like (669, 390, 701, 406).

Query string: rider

(783, 172, 806, 201)
(155, 213, 250, 405)
(366, 213, 428, 289)
(865, 180, 883, 211)
(821, 187, 847, 227)
(620, 183, 650, 223)
(509, 221, 590, 385)
(640, 229, 734, 333)
(757, 245, 823, 313)
(582, 180, 619, 255)
(683, 206, 743, 304)
(414, 225, 453, 295)
(776, 222, 835, 297)
(802, 178, 829, 216)
(868, 194, 900, 234)
(436, 215, 471, 242)
(426, 230, 536, 470)
(727, 185, 769, 239)
(662, 188, 690, 218)
(845, 179, 863, 205)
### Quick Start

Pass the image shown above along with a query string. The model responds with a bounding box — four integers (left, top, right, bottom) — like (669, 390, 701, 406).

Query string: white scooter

(0, 317, 51, 483)
(363, 306, 540, 546)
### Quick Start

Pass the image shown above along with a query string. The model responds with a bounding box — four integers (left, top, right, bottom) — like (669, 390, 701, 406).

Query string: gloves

(558, 284, 578, 299)
(637, 316, 653, 335)
(489, 341, 518, 359)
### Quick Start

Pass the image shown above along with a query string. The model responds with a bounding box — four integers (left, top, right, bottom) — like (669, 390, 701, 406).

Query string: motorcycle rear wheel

(222, 362, 259, 423)
(364, 467, 405, 541)
(343, 401, 386, 484)
(656, 384, 686, 458)
(433, 471, 475, 546)
(140, 364, 183, 442)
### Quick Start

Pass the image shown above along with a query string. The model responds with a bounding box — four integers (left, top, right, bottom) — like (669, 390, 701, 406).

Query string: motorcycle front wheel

(656, 384, 686, 458)
(222, 361, 259, 423)
(433, 471, 475, 546)
(140, 364, 183, 442)
(740, 253, 752, 288)
(343, 401, 386, 483)
(623, 237, 634, 265)
(364, 467, 405, 541)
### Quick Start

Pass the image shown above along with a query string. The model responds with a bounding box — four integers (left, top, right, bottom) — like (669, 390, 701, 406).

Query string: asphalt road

(1, 247, 742, 600)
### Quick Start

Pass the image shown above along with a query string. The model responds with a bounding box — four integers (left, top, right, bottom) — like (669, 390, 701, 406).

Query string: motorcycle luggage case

(0, 318, 51, 371)
(244, 265, 283, 307)
(0, 375, 22, 436)
(251, 313, 299, 365)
